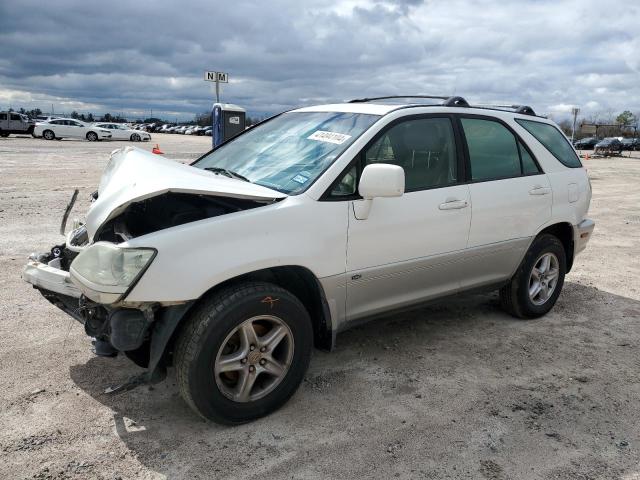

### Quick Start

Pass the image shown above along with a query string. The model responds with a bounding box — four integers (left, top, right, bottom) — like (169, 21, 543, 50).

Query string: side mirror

(354, 163, 405, 220)
(358, 163, 405, 199)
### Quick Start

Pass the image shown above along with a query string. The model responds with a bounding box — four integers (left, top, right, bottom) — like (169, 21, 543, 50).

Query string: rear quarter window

(516, 119, 582, 168)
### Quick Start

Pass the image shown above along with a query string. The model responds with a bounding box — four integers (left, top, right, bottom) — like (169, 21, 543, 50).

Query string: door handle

(529, 186, 551, 195)
(439, 199, 469, 210)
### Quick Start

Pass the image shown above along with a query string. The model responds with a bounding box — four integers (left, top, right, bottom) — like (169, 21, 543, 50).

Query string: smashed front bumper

(23, 256, 81, 299)
(23, 244, 194, 392)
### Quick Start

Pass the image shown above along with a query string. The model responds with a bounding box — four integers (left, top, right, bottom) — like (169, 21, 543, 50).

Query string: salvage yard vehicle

(573, 137, 598, 150)
(34, 118, 112, 141)
(0, 111, 36, 137)
(23, 95, 594, 424)
(621, 138, 639, 151)
(594, 137, 623, 155)
(93, 122, 151, 142)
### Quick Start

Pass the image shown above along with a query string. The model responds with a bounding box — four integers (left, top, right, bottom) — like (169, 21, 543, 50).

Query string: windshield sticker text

(307, 130, 352, 145)
(292, 174, 309, 184)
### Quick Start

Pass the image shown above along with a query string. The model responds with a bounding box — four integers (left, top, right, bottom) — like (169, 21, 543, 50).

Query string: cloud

(0, 0, 638, 120)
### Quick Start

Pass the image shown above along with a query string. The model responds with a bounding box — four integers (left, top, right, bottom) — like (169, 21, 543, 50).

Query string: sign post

(571, 107, 580, 142)
(204, 71, 229, 102)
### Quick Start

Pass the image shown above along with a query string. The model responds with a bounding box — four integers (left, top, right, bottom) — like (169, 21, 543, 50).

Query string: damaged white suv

(23, 96, 594, 424)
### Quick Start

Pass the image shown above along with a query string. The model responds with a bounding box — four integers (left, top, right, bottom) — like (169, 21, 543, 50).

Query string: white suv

(23, 96, 594, 424)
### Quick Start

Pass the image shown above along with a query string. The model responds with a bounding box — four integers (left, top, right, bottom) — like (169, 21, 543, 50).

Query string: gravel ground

(1, 134, 639, 480)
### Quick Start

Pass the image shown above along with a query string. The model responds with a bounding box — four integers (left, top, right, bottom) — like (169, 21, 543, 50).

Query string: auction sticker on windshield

(307, 130, 352, 145)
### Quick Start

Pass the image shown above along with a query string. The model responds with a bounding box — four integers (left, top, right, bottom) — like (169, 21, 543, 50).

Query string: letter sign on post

(204, 71, 229, 102)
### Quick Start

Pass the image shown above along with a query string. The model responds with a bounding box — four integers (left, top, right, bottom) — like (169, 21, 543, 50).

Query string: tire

(174, 282, 313, 424)
(0, 133, 9, 138)
(86, 131, 98, 142)
(130, 133, 140, 142)
(43, 129, 55, 140)
(499, 234, 566, 319)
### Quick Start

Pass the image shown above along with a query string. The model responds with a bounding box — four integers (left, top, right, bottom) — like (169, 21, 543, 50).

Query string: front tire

(130, 133, 140, 142)
(499, 234, 566, 319)
(86, 131, 98, 141)
(174, 282, 313, 424)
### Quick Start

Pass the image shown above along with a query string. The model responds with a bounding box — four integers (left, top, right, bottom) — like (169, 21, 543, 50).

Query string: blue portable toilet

(211, 103, 246, 147)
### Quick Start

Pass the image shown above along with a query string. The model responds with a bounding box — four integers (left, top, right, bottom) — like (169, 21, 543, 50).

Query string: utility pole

(571, 107, 580, 142)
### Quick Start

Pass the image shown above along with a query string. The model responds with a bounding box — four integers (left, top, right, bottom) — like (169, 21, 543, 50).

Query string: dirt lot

(1, 134, 639, 479)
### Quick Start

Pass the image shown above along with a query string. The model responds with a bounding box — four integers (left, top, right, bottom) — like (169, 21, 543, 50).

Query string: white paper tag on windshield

(307, 130, 352, 145)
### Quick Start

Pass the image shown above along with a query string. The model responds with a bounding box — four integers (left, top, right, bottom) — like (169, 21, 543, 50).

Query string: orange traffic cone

(585, 153, 589, 160)
(152, 144, 164, 155)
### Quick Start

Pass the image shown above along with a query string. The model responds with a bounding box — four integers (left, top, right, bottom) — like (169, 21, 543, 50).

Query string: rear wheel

(43, 129, 55, 140)
(499, 234, 566, 319)
(86, 131, 98, 141)
(174, 282, 313, 424)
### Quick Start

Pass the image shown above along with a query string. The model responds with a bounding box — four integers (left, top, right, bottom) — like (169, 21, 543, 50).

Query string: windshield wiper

(203, 167, 250, 183)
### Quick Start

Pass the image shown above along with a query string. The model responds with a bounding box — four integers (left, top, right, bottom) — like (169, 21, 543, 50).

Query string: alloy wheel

(528, 252, 560, 305)
(214, 315, 294, 403)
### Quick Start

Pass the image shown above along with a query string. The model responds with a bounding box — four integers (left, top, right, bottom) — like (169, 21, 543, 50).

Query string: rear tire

(174, 282, 313, 424)
(86, 131, 98, 141)
(43, 129, 55, 140)
(499, 234, 566, 319)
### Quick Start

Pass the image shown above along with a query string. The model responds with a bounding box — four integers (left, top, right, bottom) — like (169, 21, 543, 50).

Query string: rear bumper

(574, 218, 595, 255)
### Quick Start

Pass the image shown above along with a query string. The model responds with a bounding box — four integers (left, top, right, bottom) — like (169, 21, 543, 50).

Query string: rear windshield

(516, 119, 582, 168)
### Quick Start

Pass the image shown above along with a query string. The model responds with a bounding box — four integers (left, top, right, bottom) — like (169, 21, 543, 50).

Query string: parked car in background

(35, 115, 63, 123)
(621, 138, 639, 151)
(203, 126, 212, 136)
(573, 137, 598, 150)
(23, 96, 594, 424)
(594, 137, 623, 155)
(0, 111, 36, 137)
(94, 123, 151, 142)
(34, 118, 112, 141)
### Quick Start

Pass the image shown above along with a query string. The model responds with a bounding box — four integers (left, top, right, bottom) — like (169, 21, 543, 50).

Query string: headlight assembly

(69, 242, 156, 303)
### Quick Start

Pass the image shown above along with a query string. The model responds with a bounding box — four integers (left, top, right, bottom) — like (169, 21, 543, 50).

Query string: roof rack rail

(348, 95, 451, 103)
(472, 104, 537, 116)
(346, 96, 536, 116)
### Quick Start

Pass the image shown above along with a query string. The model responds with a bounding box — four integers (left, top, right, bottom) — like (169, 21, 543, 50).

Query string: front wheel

(130, 133, 140, 142)
(499, 234, 566, 319)
(86, 131, 98, 141)
(174, 282, 313, 424)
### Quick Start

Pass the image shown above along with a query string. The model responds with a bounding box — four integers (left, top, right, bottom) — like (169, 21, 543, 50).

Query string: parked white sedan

(34, 118, 112, 141)
(94, 123, 151, 142)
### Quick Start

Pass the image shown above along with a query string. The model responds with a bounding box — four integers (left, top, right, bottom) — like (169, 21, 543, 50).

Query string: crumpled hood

(86, 146, 286, 239)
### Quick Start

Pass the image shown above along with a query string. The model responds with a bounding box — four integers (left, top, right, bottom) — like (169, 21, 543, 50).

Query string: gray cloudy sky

(1, 0, 638, 120)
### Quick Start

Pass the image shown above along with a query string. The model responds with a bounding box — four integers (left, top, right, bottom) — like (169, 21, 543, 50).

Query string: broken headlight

(69, 242, 156, 303)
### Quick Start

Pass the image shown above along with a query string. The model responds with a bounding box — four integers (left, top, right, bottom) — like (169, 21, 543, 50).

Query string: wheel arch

(537, 222, 575, 272)
(152, 265, 334, 374)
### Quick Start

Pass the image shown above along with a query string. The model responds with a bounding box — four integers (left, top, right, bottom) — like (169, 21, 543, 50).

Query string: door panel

(346, 185, 471, 321)
(467, 176, 551, 247)
(459, 116, 552, 288)
(344, 115, 471, 322)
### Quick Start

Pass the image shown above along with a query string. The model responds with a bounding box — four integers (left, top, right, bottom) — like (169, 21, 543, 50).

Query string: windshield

(193, 111, 379, 194)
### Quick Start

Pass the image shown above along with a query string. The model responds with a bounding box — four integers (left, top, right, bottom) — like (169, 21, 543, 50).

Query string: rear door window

(516, 119, 582, 168)
(461, 118, 521, 181)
